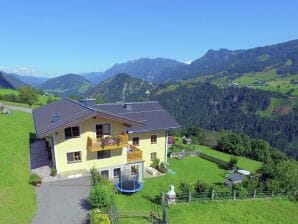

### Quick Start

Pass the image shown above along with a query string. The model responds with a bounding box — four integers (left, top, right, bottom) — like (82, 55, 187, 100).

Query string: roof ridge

(64, 97, 95, 112)
(96, 101, 159, 106)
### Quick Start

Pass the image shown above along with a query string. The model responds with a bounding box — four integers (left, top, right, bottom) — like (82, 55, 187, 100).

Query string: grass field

(0, 111, 36, 223)
(0, 88, 58, 107)
(192, 145, 262, 173)
(167, 198, 298, 224)
(233, 70, 298, 96)
(116, 157, 225, 223)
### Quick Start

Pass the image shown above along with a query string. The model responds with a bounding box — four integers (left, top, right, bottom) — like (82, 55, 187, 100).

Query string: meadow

(0, 88, 57, 108)
(0, 111, 36, 223)
(167, 198, 298, 224)
(192, 145, 262, 173)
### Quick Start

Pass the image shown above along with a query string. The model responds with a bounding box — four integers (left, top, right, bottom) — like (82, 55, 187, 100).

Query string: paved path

(6, 105, 32, 113)
(32, 177, 91, 224)
(30, 139, 58, 182)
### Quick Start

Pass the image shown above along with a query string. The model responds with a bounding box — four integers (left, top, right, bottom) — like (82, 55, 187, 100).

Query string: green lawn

(116, 157, 225, 223)
(192, 145, 262, 173)
(0, 111, 36, 223)
(167, 198, 298, 224)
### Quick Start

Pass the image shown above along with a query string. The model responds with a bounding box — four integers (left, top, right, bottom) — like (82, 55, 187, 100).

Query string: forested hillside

(88, 73, 160, 102)
(152, 82, 298, 158)
(38, 74, 94, 97)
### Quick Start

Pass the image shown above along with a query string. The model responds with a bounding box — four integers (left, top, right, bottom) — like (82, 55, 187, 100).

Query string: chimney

(79, 98, 96, 108)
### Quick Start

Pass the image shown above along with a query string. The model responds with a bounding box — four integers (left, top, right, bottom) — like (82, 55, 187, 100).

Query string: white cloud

(14, 67, 37, 75)
(0, 66, 37, 75)
(185, 60, 193, 65)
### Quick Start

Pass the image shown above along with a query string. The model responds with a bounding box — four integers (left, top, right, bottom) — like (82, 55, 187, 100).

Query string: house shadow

(29, 135, 51, 170)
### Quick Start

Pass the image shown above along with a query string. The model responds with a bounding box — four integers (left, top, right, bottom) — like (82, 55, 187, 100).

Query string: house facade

(33, 98, 180, 182)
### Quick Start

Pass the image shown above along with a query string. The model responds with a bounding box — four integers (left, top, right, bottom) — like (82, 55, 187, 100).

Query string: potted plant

(29, 173, 43, 186)
(50, 167, 57, 176)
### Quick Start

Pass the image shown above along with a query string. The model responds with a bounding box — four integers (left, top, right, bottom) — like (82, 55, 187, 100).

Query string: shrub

(212, 185, 232, 199)
(151, 158, 160, 169)
(233, 184, 249, 199)
(89, 209, 111, 224)
(227, 156, 238, 170)
(194, 180, 209, 193)
(179, 182, 192, 195)
(89, 184, 114, 209)
(50, 167, 57, 176)
(29, 173, 42, 186)
(91, 167, 104, 186)
(158, 162, 168, 173)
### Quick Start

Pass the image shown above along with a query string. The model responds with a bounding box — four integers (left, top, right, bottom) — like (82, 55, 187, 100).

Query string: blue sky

(0, 0, 297, 77)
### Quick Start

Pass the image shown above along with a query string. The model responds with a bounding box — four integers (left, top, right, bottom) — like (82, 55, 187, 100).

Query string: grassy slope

(167, 199, 298, 224)
(192, 145, 262, 172)
(0, 111, 36, 223)
(0, 88, 57, 107)
(223, 69, 298, 97)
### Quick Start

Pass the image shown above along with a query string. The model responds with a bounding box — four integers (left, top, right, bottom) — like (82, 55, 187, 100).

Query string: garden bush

(89, 209, 111, 224)
(227, 156, 238, 170)
(151, 158, 160, 169)
(194, 180, 209, 193)
(29, 173, 42, 186)
(89, 183, 114, 209)
(179, 182, 192, 195)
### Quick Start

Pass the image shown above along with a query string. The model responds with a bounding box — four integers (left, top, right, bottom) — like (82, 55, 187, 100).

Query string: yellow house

(33, 98, 180, 182)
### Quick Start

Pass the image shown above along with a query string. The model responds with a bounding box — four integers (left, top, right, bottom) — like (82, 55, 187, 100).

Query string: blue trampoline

(115, 164, 143, 194)
(116, 180, 143, 193)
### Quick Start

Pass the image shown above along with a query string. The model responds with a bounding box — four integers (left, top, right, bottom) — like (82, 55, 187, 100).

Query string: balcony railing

(87, 134, 129, 152)
(127, 144, 143, 163)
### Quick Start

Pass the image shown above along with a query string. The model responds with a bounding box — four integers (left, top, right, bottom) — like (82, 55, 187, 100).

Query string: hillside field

(0, 111, 36, 223)
(0, 88, 58, 107)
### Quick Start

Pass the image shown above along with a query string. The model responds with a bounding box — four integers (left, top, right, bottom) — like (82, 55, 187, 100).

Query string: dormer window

(64, 126, 80, 139)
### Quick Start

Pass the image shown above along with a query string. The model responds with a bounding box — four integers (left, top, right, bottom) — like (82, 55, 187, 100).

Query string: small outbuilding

(224, 173, 244, 188)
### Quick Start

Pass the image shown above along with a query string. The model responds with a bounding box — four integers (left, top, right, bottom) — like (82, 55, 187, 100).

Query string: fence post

(233, 190, 236, 200)
(272, 190, 275, 197)
(253, 189, 256, 199)
(211, 189, 215, 200)
(161, 192, 165, 206)
(188, 192, 192, 203)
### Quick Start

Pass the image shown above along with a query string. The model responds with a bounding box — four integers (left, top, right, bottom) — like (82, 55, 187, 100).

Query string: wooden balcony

(87, 134, 129, 152)
(127, 144, 143, 163)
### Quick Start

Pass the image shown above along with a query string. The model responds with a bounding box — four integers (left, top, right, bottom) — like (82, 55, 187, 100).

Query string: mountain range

(1, 39, 297, 96)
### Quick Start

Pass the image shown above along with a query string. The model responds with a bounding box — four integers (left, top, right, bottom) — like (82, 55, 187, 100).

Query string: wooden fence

(162, 190, 288, 205)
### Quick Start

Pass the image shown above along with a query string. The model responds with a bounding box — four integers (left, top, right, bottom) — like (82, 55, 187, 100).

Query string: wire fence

(163, 190, 289, 205)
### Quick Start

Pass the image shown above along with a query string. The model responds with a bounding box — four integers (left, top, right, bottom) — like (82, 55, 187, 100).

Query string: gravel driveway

(32, 177, 91, 224)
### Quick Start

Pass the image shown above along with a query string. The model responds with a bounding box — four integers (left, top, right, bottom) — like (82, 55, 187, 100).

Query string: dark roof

(33, 99, 180, 138)
(228, 173, 244, 182)
(33, 98, 144, 138)
(95, 101, 181, 133)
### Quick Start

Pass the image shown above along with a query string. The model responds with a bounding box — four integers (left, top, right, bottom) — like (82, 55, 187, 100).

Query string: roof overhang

(36, 111, 144, 138)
